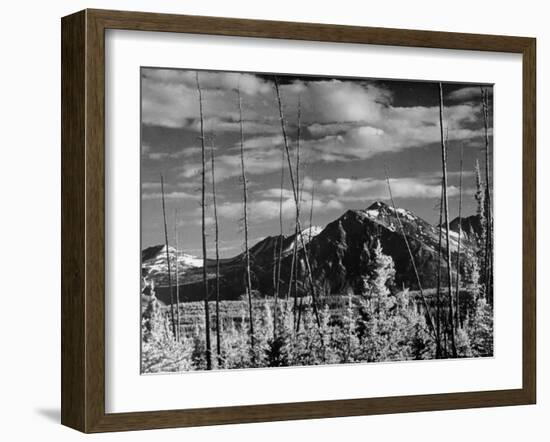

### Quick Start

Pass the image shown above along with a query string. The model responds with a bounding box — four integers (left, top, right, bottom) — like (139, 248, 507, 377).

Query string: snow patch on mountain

(394, 207, 416, 221)
(301, 225, 323, 239)
(178, 253, 203, 268)
(143, 245, 203, 276)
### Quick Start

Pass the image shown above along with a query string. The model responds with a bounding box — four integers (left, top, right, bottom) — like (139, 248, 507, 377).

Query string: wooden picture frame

(61, 8, 536, 433)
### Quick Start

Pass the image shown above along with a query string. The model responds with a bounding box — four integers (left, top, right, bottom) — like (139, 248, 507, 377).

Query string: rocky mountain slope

(142, 201, 478, 304)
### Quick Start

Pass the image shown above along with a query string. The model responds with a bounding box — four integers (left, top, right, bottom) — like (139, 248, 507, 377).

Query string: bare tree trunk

(273, 109, 285, 338)
(295, 266, 304, 332)
(435, 179, 443, 358)
(196, 72, 212, 370)
(285, 176, 301, 324)
(286, 231, 297, 298)
(288, 231, 299, 330)
(291, 98, 303, 332)
(272, 146, 282, 304)
(384, 168, 437, 341)
(481, 87, 493, 305)
(174, 209, 181, 342)
(160, 174, 176, 339)
(308, 185, 315, 243)
(272, 236, 278, 298)
(296, 182, 315, 333)
(273, 99, 301, 336)
(274, 77, 323, 334)
(275, 149, 285, 299)
(438, 82, 457, 358)
(238, 83, 256, 361)
(455, 144, 464, 329)
(210, 140, 222, 367)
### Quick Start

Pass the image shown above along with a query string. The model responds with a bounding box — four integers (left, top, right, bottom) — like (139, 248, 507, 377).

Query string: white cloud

(237, 135, 283, 150)
(143, 69, 272, 95)
(308, 122, 348, 137)
(316, 176, 471, 201)
(447, 86, 483, 102)
(142, 191, 200, 201)
(189, 216, 215, 227)
(143, 146, 203, 162)
(301, 103, 482, 161)
(294, 80, 392, 124)
(142, 182, 161, 190)
(202, 117, 281, 134)
(256, 187, 314, 205)
(143, 68, 489, 168)
(180, 143, 285, 181)
(141, 69, 274, 129)
(213, 195, 343, 223)
(257, 188, 295, 199)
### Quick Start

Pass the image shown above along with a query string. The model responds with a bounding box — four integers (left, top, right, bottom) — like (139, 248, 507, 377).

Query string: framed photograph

(61, 9, 536, 433)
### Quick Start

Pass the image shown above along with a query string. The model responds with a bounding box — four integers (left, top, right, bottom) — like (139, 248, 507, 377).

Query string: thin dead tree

(384, 168, 437, 342)
(272, 234, 278, 301)
(308, 186, 315, 243)
(286, 226, 300, 323)
(435, 179, 444, 358)
(286, 225, 298, 308)
(438, 82, 457, 358)
(274, 77, 323, 333)
(455, 144, 464, 329)
(287, 225, 300, 330)
(284, 97, 303, 330)
(237, 82, 256, 359)
(273, 119, 286, 337)
(296, 180, 315, 333)
(274, 142, 285, 308)
(272, 145, 284, 306)
(293, 98, 305, 332)
(160, 174, 176, 339)
(481, 87, 493, 303)
(196, 72, 212, 370)
(210, 139, 222, 367)
(174, 209, 181, 342)
(474, 159, 486, 302)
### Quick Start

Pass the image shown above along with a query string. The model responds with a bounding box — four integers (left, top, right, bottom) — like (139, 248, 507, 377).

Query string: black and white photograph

(140, 68, 494, 373)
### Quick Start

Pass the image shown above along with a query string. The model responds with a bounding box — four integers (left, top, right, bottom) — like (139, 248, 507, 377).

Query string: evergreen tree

(250, 300, 271, 367)
(455, 327, 473, 358)
(468, 297, 494, 357)
(395, 288, 434, 360)
(141, 283, 193, 373)
(223, 303, 254, 369)
(356, 241, 435, 362)
(319, 304, 339, 364)
(265, 299, 293, 367)
(334, 292, 360, 363)
(474, 159, 487, 248)
(357, 240, 397, 361)
(464, 251, 482, 300)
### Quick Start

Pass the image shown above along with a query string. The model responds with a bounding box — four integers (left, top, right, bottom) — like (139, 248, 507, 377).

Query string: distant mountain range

(142, 201, 480, 304)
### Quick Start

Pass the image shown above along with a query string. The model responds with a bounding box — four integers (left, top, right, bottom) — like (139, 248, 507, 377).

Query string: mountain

(142, 201, 478, 304)
(449, 214, 482, 242)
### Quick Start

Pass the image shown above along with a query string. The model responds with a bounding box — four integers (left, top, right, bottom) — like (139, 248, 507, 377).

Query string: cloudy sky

(141, 67, 493, 258)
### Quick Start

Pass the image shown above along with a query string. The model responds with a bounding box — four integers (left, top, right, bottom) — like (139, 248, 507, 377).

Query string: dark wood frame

(61, 8, 536, 433)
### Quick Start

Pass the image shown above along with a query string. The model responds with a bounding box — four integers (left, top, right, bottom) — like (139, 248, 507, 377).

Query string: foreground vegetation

(141, 241, 493, 373)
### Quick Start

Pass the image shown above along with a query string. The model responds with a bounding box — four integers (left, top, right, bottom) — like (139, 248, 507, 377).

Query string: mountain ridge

(142, 201, 477, 304)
